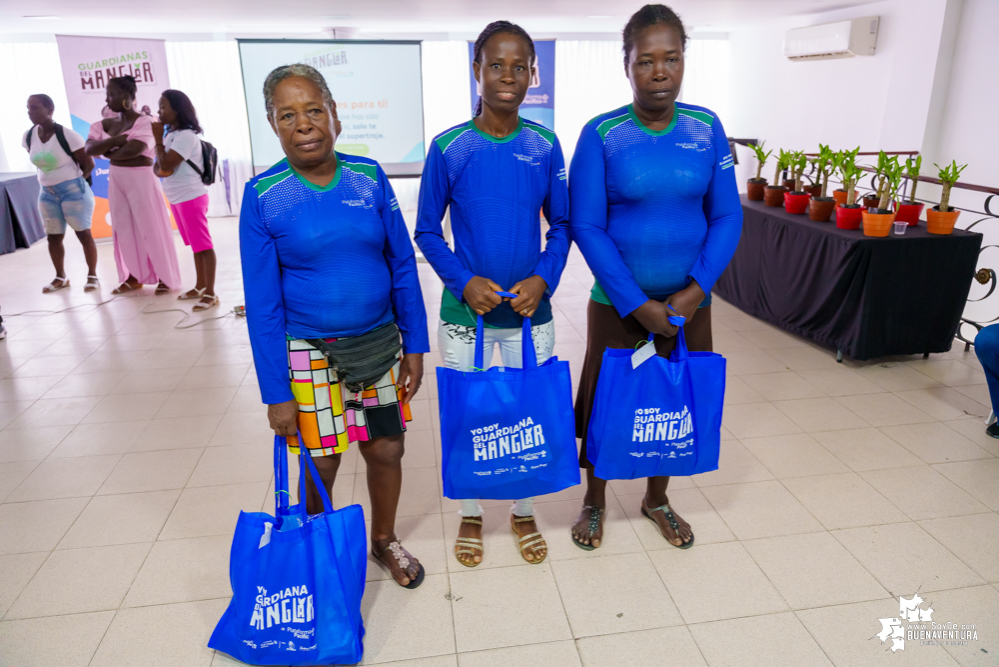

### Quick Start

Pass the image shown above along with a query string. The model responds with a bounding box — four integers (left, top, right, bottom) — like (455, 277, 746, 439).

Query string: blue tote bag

(438, 306, 580, 500)
(209, 435, 366, 665)
(586, 322, 725, 480)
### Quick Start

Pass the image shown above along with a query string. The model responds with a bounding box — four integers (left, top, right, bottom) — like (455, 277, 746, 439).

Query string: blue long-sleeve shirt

(414, 118, 571, 328)
(569, 103, 743, 317)
(240, 154, 430, 405)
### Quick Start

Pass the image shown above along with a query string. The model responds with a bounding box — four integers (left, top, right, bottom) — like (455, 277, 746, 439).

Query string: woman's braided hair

(108, 75, 137, 99)
(622, 4, 688, 66)
(472, 20, 536, 117)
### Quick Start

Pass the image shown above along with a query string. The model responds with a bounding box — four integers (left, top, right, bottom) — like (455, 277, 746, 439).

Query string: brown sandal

(511, 515, 547, 564)
(454, 517, 484, 567)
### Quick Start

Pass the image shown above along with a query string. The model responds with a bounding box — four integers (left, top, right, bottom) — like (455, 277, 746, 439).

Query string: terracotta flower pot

(783, 178, 797, 191)
(808, 197, 836, 222)
(764, 186, 787, 207)
(836, 205, 863, 230)
(862, 209, 896, 237)
(862, 195, 881, 210)
(833, 189, 848, 206)
(926, 206, 961, 235)
(894, 202, 924, 226)
(747, 179, 767, 201)
(784, 191, 811, 214)
(805, 184, 822, 199)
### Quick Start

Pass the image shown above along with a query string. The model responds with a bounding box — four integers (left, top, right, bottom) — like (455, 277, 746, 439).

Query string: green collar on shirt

(289, 159, 342, 192)
(469, 117, 524, 144)
(627, 103, 679, 137)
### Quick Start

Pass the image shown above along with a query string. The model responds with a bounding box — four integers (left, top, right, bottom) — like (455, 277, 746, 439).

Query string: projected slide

(238, 40, 425, 176)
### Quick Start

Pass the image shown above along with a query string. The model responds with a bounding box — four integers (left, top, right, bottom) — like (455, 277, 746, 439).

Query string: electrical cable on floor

(138, 302, 239, 329)
(2, 292, 246, 330)
(3, 293, 134, 317)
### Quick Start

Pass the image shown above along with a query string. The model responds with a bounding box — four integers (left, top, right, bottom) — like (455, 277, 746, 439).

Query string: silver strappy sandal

(642, 500, 694, 549)
(372, 540, 425, 589)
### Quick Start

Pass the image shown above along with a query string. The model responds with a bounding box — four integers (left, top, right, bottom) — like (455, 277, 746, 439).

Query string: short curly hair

(263, 63, 335, 118)
(623, 4, 689, 66)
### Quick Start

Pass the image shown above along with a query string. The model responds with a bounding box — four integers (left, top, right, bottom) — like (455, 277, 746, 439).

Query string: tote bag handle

(273, 434, 335, 517)
(638, 312, 688, 386)
(669, 327, 689, 362)
(473, 291, 537, 370)
(643, 313, 687, 351)
(274, 435, 291, 515)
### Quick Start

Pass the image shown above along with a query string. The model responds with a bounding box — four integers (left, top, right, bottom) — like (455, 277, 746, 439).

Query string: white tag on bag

(632, 341, 656, 369)
(258, 522, 273, 549)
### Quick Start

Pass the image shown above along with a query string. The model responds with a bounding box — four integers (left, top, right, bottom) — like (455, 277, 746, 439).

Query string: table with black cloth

(713, 196, 983, 361)
(0, 172, 44, 255)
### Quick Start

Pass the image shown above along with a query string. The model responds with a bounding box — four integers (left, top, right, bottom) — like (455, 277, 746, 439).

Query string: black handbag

(306, 322, 402, 393)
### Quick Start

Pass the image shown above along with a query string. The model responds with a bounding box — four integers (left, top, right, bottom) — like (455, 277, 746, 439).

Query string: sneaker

(987, 422, 999, 439)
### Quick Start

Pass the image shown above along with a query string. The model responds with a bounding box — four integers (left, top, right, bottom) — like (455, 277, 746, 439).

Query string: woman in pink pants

(153, 89, 217, 311)
(85, 75, 181, 295)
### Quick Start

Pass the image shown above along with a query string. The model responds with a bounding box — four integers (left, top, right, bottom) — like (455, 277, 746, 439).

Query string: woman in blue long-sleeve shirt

(415, 21, 571, 568)
(570, 5, 743, 551)
(241, 64, 430, 588)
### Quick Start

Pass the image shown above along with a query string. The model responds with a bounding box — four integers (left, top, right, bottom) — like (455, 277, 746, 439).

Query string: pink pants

(169, 194, 212, 253)
(109, 165, 182, 288)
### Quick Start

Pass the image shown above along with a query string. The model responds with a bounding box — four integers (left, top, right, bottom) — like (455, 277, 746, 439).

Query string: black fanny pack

(306, 322, 402, 393)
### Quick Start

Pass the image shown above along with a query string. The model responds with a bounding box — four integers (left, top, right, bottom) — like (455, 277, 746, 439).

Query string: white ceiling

(1, 0, 878, 39)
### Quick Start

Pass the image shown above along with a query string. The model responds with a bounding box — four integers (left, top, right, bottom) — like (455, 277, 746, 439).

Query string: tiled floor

(1, 217, 997, 666)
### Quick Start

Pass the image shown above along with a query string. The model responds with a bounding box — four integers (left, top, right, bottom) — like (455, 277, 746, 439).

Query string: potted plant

(833, 147, 859, 206)
(927, 160, 968, 235)
(803, 151, 823, 198)
(808, 144, 837, 222)
(862, 151, 887, 210)
(862, 157, 901, 237)
(784, 151, 811, 214)
(836, 153, 865, 230)
(804, 177, 822, 199)
(765, 149, 790, 207)
(895, 155, 924, 225)
(782, 150, 806, 193)
(782, 155, 795, 190)
(747, 141, 772, 201)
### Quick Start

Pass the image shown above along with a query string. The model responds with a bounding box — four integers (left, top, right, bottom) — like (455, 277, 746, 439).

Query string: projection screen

(238, 39, 425, 176)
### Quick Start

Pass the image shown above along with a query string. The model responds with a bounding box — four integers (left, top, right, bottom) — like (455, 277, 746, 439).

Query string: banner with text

(468, 39, 554, 129)
(55, 35, 171, 238)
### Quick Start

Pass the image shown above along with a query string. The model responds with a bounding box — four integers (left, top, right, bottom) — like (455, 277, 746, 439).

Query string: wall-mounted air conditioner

(784, 16, 879, 61)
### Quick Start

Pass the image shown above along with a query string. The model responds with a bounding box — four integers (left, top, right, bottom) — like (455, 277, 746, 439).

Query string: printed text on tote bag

(250, 585, 315, 632)
(472, 417, 547, 467)
(632, 407, 694, 458)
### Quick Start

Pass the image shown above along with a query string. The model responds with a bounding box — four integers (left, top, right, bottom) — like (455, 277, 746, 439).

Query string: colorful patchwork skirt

(285, 337, 412, 456)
